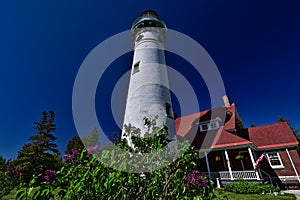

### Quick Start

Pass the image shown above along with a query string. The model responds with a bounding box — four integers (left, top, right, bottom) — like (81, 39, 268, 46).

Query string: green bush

(225, 179, 279, 194)
(0, 172, 15, 198)
(15, 120, 226, 199)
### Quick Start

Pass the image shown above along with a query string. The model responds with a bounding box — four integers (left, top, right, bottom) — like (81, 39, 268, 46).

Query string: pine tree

(65, 135, 85, 154)
(0, 155, 6, 168)
(81, 127, 100, 148)
(278, 116, 300, 155)
(15, 111, 62, 184)
(278, 116, 300, 138)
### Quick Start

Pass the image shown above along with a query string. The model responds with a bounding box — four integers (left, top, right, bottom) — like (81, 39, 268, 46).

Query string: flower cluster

(87, 144, 100, 156)
(42, 169, 56, 185)
(184, 170, 209, 191)
(64, 149, 81, 165)
(215, 156, 221, 161)
(1, 164, 23, 178)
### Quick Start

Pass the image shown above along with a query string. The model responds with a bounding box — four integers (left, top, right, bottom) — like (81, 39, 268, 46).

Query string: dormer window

(210, 121, 218, 129)
(201, 124, 208, 131)
(199, 120, 219, 132)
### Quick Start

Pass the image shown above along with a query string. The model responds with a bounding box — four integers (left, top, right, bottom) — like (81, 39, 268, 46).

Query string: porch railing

(201, 170, 258, 180)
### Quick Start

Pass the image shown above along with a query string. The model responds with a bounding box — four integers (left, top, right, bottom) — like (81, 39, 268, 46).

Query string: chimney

(223, 95, 231, 107)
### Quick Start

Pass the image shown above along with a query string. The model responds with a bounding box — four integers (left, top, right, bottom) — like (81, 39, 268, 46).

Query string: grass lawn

(225, 192, 296, 200)
(3, 190, 297, 200)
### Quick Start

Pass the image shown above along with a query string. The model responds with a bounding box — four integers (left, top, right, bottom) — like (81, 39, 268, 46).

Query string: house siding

(272, 150, 298, 177)
(260, 148, 300, 187)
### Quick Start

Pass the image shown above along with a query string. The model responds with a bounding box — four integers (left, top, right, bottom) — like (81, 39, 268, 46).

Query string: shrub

(15, 120, 226, 199)
(0, 164, 22, 199)
(0, 172, 14, 198)
(225, 179, 279, 194)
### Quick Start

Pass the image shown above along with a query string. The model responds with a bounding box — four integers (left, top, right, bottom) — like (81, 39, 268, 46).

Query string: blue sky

(0, 0, 299, 159)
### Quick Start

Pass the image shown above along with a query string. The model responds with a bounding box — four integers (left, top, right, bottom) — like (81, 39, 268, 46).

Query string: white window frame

(200, 124, 208, 131)
(267, 152, 284, 169)
(199, 120, 219, 132)
(210, 121, 219, 129)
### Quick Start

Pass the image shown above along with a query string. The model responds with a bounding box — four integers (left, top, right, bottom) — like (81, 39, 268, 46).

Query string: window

(200, 124, 208, 131)
(267, 152, 284, 169)
(199, 120, 219, 132)
(165, 103, 173, 119)
(132, 61, 140, 75)
(210, 121, 219, 129)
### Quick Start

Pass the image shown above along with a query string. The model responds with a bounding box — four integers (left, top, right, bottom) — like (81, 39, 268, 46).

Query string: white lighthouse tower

(122, 10, 176, 143)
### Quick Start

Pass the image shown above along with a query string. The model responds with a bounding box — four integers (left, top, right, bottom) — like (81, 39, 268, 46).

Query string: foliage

(65, 135, 85, 154)
(0, 155, 6, 168)
(0, 163, 22, 199)
(235, 154, 244, 160)
(184, 170, 209, 188)
(225, 179, 279, 194)
(81, 127, 100, 148)
(15, 111, 62, 185)
(0, 171, 15, 199)
(278, 116, 300, 155)
(278, 116, 300, 137)
(16, 118, 225, 199)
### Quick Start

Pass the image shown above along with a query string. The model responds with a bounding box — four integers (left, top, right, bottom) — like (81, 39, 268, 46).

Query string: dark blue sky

(0, 1, 299, 159)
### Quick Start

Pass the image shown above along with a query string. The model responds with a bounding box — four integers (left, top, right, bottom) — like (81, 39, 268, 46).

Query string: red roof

(175, 106, 298, 150)
(248, 122, 298, 149)
(175, 104, 236, 137)
(212, 130, 252, 149)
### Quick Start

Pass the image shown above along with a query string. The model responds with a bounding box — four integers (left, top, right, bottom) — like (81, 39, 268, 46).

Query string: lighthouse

(122, 10, 176, 144)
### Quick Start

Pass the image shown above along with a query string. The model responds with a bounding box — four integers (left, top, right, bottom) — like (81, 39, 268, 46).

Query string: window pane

(202, 124, 208, 130)
(270, 159, 281, 166)
(268, 152, 282, 166)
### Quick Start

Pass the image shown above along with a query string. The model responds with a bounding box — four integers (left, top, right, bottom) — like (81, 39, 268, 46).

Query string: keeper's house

(175, 96, 300, 188)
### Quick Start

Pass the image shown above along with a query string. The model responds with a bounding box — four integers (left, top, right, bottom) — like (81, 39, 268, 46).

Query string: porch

(199, 147, 262, 181)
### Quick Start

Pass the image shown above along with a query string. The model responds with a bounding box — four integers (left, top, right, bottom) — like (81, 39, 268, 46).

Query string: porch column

(224, 149, 234, 180)
(286, 148, 300, 184)
(248, 147, 260, 180)
(205, 152, 211, 180)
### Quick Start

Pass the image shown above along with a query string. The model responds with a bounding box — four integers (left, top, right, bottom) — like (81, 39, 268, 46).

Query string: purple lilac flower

(42, 169, 56, 185)
(184, 170, 209, 191)
(87, 144, 100, 155)
(1, 166, 7, 173)
(64, 149, 80, 165)
(1, 164, 23, 178)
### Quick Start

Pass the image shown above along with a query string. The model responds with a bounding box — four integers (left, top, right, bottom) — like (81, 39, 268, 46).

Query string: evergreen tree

(81, 127, 100, 148)
(278, 116, 300, 135)
(250, 124, 256, 127)
(15, 111, 62, 184)
(278, 116, 300, 155)
(65, 135, 85, 154)
(0, 155, 5, 168)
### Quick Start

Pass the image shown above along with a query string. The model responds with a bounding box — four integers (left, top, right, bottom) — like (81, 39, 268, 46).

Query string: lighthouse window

(165, 103, 173, 119)
(132, 61, 140, 75)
